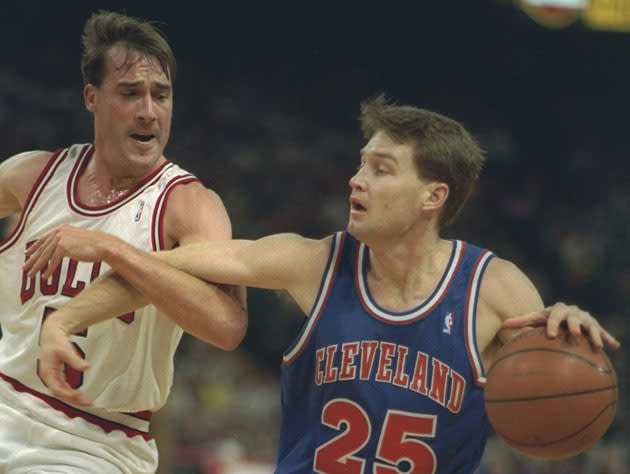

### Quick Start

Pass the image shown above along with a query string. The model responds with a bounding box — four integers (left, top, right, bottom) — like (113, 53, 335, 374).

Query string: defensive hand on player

(38, 315, 94, 407)
(502, 302, 620, 350)
(23, 224, 119, 279)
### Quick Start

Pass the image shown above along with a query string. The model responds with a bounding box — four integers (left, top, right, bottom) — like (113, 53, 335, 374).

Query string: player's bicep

(162, 181, 232, 248)
(480, 258, 544, 345)
(235, 233, 329, 292)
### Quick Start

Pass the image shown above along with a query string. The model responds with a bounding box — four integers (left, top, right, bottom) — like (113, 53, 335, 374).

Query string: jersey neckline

(67, 144, 173, 216)
(354, 239, 464, 324)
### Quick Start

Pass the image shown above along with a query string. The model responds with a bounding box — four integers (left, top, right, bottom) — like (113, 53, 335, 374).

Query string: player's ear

(422, 181, 449, 212)
(84, 84, 97, 113)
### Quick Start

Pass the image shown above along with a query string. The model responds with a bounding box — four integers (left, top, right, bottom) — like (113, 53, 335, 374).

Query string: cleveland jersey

(0, 143, 199, 440)
(278, 232, 494, 474)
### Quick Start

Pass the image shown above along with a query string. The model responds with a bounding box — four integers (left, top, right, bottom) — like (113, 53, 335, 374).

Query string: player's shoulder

(483, 256, 530, 289)
(161, 180, 232, 246)
(0, 150, 55, 203)
(295, 233, 335, 255)
(1, 150, 53, 171)
(480, 255, 543, 319)
(163, 180, 227, 221)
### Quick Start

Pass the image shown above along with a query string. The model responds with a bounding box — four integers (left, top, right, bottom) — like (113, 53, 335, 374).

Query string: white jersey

(0, 143, 199, 439)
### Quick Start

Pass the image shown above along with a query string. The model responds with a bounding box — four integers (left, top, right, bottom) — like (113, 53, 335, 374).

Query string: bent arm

(37, 182, 248, 350)
(45, 232, 329, 337)
(38, 231, 329, 406)
(478, 257, 620, 370)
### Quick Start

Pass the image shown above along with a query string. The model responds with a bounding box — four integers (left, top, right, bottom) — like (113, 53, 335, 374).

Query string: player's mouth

(130, 132, 156, 145)
(349, 197, 367, 214)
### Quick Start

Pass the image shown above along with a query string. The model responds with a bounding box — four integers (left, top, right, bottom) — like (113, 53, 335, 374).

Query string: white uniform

(0, 144, 199, 473)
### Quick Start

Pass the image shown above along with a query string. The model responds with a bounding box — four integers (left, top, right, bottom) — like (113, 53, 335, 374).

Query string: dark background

(1, 0, 628, 471)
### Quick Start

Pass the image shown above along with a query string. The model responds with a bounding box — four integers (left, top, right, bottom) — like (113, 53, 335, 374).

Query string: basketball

(484, 326, 618, 460)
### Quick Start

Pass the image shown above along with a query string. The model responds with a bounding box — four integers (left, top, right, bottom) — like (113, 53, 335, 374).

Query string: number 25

(314, 398, 437, 474)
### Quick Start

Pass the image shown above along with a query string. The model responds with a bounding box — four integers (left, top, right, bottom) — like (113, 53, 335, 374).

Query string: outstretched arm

(35, 231, 329, 406)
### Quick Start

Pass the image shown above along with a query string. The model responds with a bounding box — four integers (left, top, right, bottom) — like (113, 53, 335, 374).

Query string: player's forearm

(50, 271, 148, 335)
(102, 240, 247, 350)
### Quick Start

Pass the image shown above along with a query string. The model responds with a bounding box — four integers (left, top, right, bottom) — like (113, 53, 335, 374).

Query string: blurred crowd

(1, 55, 628, 473)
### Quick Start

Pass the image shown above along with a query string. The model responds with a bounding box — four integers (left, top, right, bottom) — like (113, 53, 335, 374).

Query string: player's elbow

(211, 307, 248, 351)
(223, 317, 248, 351)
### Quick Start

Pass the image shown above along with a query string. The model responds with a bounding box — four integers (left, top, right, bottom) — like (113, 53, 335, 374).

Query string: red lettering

(61, 259, 86, 297)
(315, 347, 325, 385)
(338, 342, 359, 381)
(392, 345, 410, 388)
(324, 345, 338, 383)
(447, 370, 466, 413)
(20, 270, 35, 304)
(359, 341, 378, 380)
(429, 358, 450, 406)
(375, 342, 396, 383)
(409, 352, 429, 395)
(40, 264, 62, 296)
(90, 262, 102, 282)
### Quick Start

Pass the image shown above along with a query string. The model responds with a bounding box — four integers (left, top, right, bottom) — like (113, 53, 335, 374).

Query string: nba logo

(135, 200, 145, 222)
(442, 312, 454, 335)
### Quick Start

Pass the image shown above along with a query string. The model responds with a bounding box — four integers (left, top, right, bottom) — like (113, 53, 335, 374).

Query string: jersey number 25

(314, 398, 437, 474)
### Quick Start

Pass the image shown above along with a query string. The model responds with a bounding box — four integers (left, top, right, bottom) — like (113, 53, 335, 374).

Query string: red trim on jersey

(464, 250, 493, 387)
(0, 372, 153, 440)
(66, 147, 176, 216)
(150, 176, 201, 251)
(282, 232, 346, 365)
(0, 148, 68, 254)
(354, 240, 464, 324)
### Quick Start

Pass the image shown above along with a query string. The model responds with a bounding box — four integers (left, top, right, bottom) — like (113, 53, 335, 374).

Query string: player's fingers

(501, 309, 549, 329)
(602, 331, 621, 350)
(41, 248, 65, 280)
(23, 238, 49, 273)
(48, 375, 93, 407)
(565, 310, 585, 338)
(40, 355, 92, 406)
(24, 240, 55, 277)
(24, 231, 51, 256)
(544, 303, 574, 338)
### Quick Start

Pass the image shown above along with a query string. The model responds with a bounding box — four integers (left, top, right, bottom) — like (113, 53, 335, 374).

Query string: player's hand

(502, 302, 621, 350)
(23, 224, 117, 279)
(38, 316, 93, 407)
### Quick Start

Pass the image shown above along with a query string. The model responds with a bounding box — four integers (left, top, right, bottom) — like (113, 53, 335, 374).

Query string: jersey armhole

(282, 231, 345, 365)
(464, 250, 495, 387)
(150, 175, 201, 251)
(0, 148, 68, 252)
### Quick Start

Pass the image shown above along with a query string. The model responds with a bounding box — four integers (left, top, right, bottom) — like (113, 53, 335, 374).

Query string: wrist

(45, 310, 78, 336)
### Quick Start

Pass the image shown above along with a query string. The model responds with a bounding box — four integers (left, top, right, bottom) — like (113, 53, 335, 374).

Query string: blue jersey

(277, 232, 494, 474)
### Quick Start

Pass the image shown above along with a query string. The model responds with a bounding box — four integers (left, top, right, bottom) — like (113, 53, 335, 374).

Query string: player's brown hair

(359, 94, 486, 228)
(80, 10, 177, 87)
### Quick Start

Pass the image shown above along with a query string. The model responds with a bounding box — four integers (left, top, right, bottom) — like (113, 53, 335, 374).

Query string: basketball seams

(487, 347, 616, 375)
(484, 385, 618, 403)
(484, 326, 618, 458)
(495, 401, 618, 449)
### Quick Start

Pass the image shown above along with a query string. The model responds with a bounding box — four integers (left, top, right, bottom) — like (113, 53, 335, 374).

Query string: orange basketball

(484, 326, 618, 459)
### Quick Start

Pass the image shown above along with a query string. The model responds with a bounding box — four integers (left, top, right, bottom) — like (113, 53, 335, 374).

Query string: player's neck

(77, 155, 147, 206)
(365, 236, 452, 310)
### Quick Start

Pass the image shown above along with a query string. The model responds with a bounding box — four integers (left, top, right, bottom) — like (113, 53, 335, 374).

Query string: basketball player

(0, 10, 246, 474)
(30, 95, 619, 473)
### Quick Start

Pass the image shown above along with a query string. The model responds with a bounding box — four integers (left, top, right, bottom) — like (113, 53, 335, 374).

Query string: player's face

(85, 45, 172, 178)
(348, 131, 431, 242)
